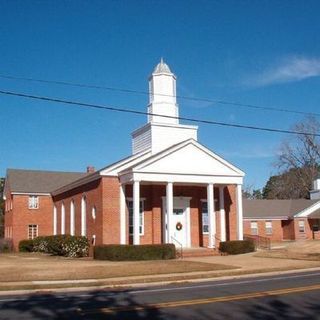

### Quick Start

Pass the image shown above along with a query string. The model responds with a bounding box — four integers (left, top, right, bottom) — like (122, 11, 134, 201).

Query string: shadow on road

(0, 290, 176, 320)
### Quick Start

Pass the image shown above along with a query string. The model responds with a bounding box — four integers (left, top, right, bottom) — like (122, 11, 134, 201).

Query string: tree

(264, 116, 320, 199)
(242, 184, 263, 199)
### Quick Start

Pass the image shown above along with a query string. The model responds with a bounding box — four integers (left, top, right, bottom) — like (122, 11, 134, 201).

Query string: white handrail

(171, 236, 183, 258)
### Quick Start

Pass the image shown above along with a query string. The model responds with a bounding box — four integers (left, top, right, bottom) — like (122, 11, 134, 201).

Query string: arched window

(81, 196, 87, 236)
(92, 206, 96, 220)
(61, 202, 65, 235)
(53, 205, 57, 235)
(70, 200, 75, 236)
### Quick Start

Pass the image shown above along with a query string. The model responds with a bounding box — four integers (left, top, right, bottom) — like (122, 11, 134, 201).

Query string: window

(28, 196, 39, 209)
(53, 206, 57, 235)
(28, 224, 38, 239)
(61, 203, 65, 235)
(265, 221, 272, 235)
(92, 206, 96, 220)
(250, 221, 258, 235)
(70, 200, 75, 236)
(81, 196, 87, 236)
(299, 220, 305, 233)
(201, 201, 209, 234)
(128, 200, 144, 235)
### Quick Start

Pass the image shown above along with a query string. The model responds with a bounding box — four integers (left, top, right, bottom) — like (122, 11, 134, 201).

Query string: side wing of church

(4, 60, 245, 250)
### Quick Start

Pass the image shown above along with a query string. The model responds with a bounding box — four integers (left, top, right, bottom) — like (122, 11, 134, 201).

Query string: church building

(4, 60, 245, 250)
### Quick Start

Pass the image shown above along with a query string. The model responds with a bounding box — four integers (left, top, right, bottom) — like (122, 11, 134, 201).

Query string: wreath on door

(176, 222, 183, 231)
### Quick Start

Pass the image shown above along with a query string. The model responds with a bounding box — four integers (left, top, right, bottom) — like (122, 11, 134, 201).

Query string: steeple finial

(153, 58, 172, 74)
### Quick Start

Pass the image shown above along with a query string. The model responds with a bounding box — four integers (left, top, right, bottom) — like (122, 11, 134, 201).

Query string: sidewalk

(1, 253, 320, 294)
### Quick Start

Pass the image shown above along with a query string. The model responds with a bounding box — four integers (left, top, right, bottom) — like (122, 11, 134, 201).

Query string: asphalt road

(1, 270, 320, 319)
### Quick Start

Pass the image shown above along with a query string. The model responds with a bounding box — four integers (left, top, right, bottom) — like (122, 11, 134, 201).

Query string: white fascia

(11, 192, 51, 196)
(294, 200, 320, 218)
(120, 171, 243, 185)
(243, 217, 290, 221)
(100, 150, 152, 176)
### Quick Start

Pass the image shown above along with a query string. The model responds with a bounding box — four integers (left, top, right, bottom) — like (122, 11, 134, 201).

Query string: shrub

(19, 239, 35, 252)
(219, 240, 255, 255)
(94, 244, 176, 261)
(0, 238, 13, 253)
(19, 235, 89, 257)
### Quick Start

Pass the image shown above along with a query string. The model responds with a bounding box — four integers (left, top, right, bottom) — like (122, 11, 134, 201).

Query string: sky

(1, 0, 320, 189)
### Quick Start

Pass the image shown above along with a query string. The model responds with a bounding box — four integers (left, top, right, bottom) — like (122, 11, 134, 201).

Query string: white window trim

(265, 220, 272, 235)
(127, 198, 145, 236)
(250, 221, 258, 235)
(28, 224, 38, 239)
(28, 195, 39, 210)
(298, 220, 305, 233)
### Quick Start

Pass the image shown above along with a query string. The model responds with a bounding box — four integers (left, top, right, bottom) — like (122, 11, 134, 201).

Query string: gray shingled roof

(6, 169, 88, 193)
(243, 199, 320, 219)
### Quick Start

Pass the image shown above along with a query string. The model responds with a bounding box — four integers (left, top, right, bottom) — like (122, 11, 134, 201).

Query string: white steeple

(131, 60, 198, 155)
(147, 58, 178, 124)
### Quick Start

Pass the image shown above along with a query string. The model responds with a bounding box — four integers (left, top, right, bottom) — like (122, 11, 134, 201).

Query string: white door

(171, 208, 187, 247)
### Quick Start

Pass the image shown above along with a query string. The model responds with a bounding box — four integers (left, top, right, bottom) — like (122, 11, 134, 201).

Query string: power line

(0, 73, 319, 118)
(0, 89, 319, 137)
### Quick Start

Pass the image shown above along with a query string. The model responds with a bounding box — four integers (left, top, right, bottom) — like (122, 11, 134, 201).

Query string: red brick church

(3, 60, 245, 250)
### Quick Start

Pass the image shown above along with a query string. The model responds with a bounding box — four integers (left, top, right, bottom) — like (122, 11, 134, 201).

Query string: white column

(53, 206, 57, 235)
(236, 184, 244, 240)
(219, 186, 226, 242)
(207, 183, 216, 248)
(133, 180, 140, 245)
(166, 182, 173, 243)
(120, 184, 126, 244)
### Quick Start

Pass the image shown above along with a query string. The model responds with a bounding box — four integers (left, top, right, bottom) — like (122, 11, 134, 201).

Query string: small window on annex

(28, 196, 39, 209)
(265, 221, 272, 235)
(250, 221, 258, 235)
(298, 220, 305, 233)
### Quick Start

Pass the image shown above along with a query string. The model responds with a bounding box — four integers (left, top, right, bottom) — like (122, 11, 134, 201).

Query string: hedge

(0, 238, 13, 253)
(19, 239, 35, 252)
(219, 240, 255, 255)
(94, 244, 176, 261)
(19, 235, 89, 257)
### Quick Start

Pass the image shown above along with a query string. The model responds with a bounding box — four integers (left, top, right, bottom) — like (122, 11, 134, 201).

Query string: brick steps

(178, 248, 220, 258)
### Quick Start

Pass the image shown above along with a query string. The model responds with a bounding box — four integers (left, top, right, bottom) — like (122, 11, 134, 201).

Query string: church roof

(243, 199, 320, 219)
(6, 168, 88, 193)
(153, 58, 172, 74)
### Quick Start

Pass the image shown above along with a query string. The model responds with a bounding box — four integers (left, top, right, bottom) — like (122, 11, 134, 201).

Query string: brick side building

(4, 60, 245, 250)
(243, 199, 320, 241)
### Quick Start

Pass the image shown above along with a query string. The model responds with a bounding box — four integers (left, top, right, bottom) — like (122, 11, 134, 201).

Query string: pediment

(131, 140, 244, 177)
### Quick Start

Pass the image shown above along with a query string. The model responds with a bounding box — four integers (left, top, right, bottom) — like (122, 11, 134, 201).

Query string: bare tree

(272, 116, 320, 198)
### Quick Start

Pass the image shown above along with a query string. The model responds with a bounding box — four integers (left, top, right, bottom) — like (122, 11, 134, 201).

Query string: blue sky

(1, 0, 320, 189)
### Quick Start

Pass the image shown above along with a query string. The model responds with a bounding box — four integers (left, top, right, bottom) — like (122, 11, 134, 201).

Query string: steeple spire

(153, 58, 172, 74)
(148, 59, 178, 124)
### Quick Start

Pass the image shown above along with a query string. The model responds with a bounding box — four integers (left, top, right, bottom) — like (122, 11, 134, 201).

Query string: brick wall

(53, 178, 104, 246)
(294, 217, 315, 240)
(5, 193, 53, 250)
(243, 219, 284, 241)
